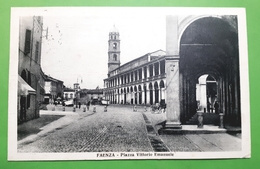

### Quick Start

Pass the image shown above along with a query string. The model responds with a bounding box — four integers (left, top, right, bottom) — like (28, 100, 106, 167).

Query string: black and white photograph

(8, 7, 250, 160)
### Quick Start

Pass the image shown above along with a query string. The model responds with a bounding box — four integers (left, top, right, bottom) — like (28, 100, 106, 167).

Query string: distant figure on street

(214, 101, 219, 114)
(87, 101, 90, 111)
(207, 102, 210, 113)
(78, 102, 81, 109)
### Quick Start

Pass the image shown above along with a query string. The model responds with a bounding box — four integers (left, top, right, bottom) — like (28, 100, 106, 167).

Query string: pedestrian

(83, 103, 86, 112)
(87, 101, 90, 111)
(78, 102, 81, 109)
(207, 102, 210, 113)
(214, 101, 219, 114)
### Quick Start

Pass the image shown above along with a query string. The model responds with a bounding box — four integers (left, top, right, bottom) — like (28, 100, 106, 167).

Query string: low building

(44, 75, 64, 104)
(63, 87, 75, 101)
(77, 88, 104, 104)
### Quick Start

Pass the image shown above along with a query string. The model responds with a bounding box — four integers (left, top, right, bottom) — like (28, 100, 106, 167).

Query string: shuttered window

(27, 95, 30, 108)
(24, 29, 31, 55)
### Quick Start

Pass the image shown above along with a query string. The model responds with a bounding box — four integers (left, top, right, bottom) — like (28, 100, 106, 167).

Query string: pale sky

(41, 8, 166, 89)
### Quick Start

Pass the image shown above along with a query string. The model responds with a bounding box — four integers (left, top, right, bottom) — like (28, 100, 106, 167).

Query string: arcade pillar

(161, 15, 182, 129)
(164, 56, 182, 129)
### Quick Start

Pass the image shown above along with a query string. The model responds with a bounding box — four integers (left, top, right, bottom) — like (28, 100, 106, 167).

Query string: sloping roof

(45, 75, 63, 83)
(64, 87, 75, 92)
(18, 75, 36, 96)
(78, 88, 104, 94)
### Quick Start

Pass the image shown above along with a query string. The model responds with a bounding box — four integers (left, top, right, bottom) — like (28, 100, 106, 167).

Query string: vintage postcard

(8, 7, 250, 160)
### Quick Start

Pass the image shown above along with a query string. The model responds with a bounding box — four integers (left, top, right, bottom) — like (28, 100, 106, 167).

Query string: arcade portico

(104, 15, 241, 129)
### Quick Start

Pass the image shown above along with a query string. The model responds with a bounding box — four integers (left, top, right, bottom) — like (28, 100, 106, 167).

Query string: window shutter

(24, 29, 31, 55)
(35, 41, 39, 62)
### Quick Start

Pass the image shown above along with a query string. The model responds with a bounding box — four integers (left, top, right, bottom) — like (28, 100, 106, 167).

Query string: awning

(18, 75, 36, 96)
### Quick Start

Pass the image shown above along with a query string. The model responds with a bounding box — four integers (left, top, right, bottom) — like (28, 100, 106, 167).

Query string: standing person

(207, 102, 210, 113)
(214, 101, 219, 114)
(87, 101, 90, 111)
(78, 102, 81, 109)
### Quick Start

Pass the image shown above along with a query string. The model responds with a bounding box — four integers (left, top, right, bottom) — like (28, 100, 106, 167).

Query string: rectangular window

(155, 63, 159, 75)
(144, 67, 147, 78)
(160, 61, 165, 74)
(35, 41, 39, 63)
(24, 29, 31, 55)
(149, 65, 153, 77)
(139, 69, 142, 80)
(27, 95, 30, 108)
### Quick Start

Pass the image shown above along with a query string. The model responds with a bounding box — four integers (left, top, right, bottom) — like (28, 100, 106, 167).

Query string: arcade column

(163, 56, 182, 129)
(159, 15, 182, 130)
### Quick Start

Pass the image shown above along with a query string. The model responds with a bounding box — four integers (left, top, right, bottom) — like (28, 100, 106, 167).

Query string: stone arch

(138, 85, 142, 91)
(159, 80, 165, 88)
(123, 88, 126, 104)
(159, 80, 166, 104)
(134, 86, 137, 92)
(143, 84, 147, 104)
(148, 83, 153, 105)
(132, 86, 137, 104)
(154, 81, 159, 103)
(178, 15, 237, 52)
(179, 16, 240, 125)
(148, 82, 153, 90)
(138, 85, 142, 104)
(196, 74, 218, 113)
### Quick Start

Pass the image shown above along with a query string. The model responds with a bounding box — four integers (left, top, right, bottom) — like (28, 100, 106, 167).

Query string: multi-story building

(104, 25, 167, 106)
(18, 16, 45, 123)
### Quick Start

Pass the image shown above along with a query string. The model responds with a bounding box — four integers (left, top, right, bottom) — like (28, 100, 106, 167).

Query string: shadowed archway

(179, 16, 240, 126)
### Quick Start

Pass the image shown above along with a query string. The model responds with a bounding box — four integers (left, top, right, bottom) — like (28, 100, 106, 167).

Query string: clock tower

(108, 25, 120, 75)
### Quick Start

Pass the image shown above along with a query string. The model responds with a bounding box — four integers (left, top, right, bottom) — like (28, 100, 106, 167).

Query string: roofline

(45, 75, 64, 83)
(108, 49, 166, 74)
(104, 55, 166, 81)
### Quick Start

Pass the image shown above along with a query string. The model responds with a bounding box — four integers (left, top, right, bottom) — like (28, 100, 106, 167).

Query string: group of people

(76, 101, 91, 110)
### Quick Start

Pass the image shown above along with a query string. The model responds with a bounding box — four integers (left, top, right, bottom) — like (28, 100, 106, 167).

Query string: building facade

(104, 48, 167, 106)
(104, 15, 241, 128)
(78, 88, 104, 104)
(63, 87, 75, 100)
(44, 75, 64, 104)
(104, 25, 167, 106)
(18, 16, 45, 124)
